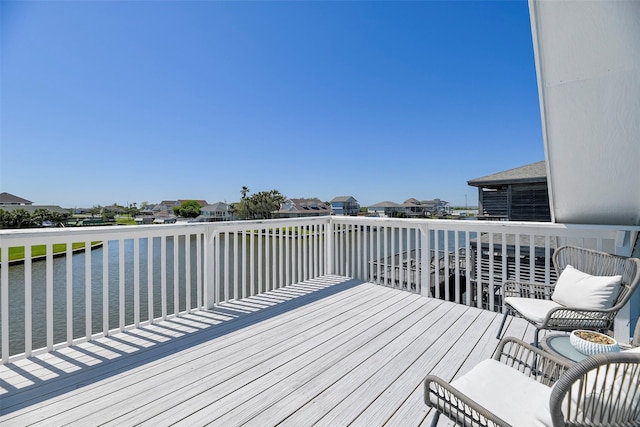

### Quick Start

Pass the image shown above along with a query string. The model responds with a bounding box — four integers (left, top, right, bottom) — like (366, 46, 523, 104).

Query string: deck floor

(0, 275, 536, 426)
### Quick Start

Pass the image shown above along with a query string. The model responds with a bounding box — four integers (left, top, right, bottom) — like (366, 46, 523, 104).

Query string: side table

(543, 334, 590, 363)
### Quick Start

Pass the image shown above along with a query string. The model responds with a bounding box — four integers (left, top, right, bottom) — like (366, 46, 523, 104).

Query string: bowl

(570, 330, 619, 355)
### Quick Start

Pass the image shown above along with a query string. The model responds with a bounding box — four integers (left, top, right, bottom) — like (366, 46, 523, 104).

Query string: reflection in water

(5, 237, 199, 355)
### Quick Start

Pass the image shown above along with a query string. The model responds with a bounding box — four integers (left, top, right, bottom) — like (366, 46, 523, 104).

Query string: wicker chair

(496, 245, 640, 347)
(424, 337, 640, 427)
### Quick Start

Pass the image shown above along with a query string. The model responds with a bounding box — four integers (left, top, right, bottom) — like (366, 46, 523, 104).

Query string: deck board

(0, 275, 532, 426)
(169, 295, 434, 425)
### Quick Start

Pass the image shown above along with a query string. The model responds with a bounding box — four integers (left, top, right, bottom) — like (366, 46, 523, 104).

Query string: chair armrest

(502, 280, 554, 300)
(424, 375, 510, 427)
(548, 351, 640, 426)
(493, 337, 572, 386)
(540, 306, 617, 331)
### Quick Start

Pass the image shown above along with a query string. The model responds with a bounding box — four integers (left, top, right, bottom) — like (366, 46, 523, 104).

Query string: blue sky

(1, 1, 543, 209)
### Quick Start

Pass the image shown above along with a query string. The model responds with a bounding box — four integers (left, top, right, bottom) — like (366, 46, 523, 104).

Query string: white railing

(1, 217, 638, 363)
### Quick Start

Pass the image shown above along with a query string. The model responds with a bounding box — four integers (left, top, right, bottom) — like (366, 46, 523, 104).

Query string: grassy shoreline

(1, 242, 101, 263)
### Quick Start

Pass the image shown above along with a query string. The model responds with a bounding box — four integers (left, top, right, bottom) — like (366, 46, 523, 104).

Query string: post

(420, 222, 432, 297)
(204, 228, 217, 310)
(326, 218, 334, 275)
(614, 231, 636, 343)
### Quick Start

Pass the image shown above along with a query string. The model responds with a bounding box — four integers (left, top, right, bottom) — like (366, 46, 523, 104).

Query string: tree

(31, 208, 50, 225)
(231, 187, 250, 219)
(0, 208, 67, 229)
(126, 203, 140, 218)
(0, 209, 9, 229)
(102, 210, 116, 222)
(174, 200, 201, 218)
(0, 209, 36, 229)
(230, 188, 286, 220)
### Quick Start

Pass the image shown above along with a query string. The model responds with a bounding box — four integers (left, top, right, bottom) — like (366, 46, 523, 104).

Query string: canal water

(4, 237, 199, 356)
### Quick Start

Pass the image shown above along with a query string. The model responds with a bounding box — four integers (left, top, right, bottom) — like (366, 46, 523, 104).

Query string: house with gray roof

(151, 201, 178, 218)
(467, 160, 551, 221)
(0, 193, 69, 227)
(367, 201, 403, 218)
(330, 196, 360, 216)
(198, 202, 232, 222)
(367, 198, 450, 218)
(274, 198, 331, 218)
(402, 198, 450, 217)
(0, 192, 33, 205)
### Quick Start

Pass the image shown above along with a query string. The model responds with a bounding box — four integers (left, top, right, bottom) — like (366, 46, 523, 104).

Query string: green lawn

(1, 242, 100, 262)
(116, 218, 136, 225)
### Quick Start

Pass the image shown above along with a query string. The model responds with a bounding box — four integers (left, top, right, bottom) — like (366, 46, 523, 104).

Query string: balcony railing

(1, 216, 639, 364)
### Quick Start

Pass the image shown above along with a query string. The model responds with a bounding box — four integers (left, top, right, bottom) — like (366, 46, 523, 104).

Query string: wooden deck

(0, 275, 535, 426)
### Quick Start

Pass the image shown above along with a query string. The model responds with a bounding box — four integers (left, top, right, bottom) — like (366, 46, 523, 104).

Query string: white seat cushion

(450, 359, 553, 426)
(551, 265, 622, 309)
(505, 297, 563, 325)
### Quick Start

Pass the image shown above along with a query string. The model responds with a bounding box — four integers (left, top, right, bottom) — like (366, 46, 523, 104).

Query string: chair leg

(496, 310, 509, 339)
(533, 328, 540, 348)
(430, 410, 441, 427)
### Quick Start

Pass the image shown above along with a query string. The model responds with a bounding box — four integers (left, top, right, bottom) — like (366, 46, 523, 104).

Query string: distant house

(198, 202, 232, 222)
(367, 201, 403, 218)
(102, 204, 126, 215)
(402, 198, 431, 217)
(0, 192, 33, 206)
(134, 216, 154, 225)
(151, 201, 179, 217)
(274, 198, 331, 218)
(367, 198, 450, 218)
(330, 196, 360, 216)
(402, 198, 451, 217)
(467, 161, 551, 222)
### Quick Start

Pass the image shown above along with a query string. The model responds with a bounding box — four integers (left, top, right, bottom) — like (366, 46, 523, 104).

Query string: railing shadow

(0, 275, 364, 417)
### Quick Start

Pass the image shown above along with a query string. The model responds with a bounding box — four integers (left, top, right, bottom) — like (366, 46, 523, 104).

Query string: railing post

(420, 223, 431, 297)
(326, 218, 334, 275)
(204, 227, 216, 310)
(614, 231, 637, 344)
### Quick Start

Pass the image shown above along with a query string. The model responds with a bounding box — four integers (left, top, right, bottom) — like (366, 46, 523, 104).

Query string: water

(4, 236, 199, 356)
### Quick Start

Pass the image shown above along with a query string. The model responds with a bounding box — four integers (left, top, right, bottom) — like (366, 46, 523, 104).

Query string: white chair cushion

(451, 359, 553, 426)
(505, 297, 563, 325)
(551, 265, 622, 310)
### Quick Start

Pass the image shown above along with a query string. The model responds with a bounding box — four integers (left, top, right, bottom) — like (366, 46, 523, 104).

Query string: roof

(291, 198, 329, 209)
(278, 198, 330, 213)
(331, 196, 357, 203)
(0, 192, 33, 205)
(467, 161, 547, 187)
(369, 201, 401, 208)
(202, 202, 229, 212)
